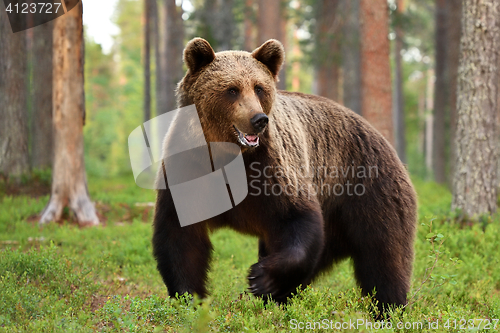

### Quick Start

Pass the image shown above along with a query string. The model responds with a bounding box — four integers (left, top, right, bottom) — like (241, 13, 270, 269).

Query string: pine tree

(452, 0, 500, 217)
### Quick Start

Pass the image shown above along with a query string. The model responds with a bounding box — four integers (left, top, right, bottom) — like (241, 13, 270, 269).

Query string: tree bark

(340, 0, 362, 115)
(243, 0, 255, 51)
(452, 0, 500, 217)
(258, 0, 286, 90)
(144, 0, 152, 123)
(447, 0, 462, 187)
(316, 0, 341, 101)
(32, 20, 54, 170)
(0, 6, 30, 178)
(202, 0, 235, 51)
(432, 0, 448, 183)
(153, 0, 165, 120)
(162, 0, 184, 114)
(359, 0, 394, 145)
(40, 2, 99, 226)
(393, 0, 407, 163)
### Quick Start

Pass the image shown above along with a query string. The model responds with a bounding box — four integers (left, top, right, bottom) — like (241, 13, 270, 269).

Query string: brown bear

(152, 37, 417, 317)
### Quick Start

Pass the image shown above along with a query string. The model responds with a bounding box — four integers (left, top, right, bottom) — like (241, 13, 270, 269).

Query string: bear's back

(268, 91, 401, 173)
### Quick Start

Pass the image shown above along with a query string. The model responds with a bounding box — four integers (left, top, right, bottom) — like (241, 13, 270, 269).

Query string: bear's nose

(251, 113, 268, 132)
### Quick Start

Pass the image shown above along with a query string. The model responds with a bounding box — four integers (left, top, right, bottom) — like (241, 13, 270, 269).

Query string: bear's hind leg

(352, 246, 412, 318)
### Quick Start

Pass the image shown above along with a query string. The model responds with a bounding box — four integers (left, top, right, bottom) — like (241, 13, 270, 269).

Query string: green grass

(0, 175, 499, 332)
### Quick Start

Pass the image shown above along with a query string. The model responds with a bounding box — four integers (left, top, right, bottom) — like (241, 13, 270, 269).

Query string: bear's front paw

(247, 262, 282, 301)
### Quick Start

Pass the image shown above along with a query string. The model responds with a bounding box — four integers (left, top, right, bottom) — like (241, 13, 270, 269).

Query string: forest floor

(0, 175, 499, 332)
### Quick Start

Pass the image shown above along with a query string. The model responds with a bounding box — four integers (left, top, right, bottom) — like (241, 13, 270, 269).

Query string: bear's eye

(227, 88, 239, 96)
(255, 85, 264, 95)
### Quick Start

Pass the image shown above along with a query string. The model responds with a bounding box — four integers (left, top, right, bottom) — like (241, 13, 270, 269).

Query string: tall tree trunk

(40, 2, 99, 226)
(316, 0, 341, 101)
(202, 0, 235, 51)
(340, 0, 362, 115)
(432, 0, 448, 183)
(393, 0, 407, 163)
(153, 0, 164, 118)
(32, 20, 54, 169)
(218, 0, 235, 51)
(144, 0, 152, 123)
(447, 0, 462, 187)
(359, 0, 394, 145)
(258, 0, 286, 90)
(452, 0, 500, 217)
(162, 0, 184, 115)
(0, 6, 29, 178)
(243, 0, 255, 51)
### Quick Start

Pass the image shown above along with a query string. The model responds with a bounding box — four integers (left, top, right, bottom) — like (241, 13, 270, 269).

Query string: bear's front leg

(152, 189, 213, 299)
(248, 207, 324, 303)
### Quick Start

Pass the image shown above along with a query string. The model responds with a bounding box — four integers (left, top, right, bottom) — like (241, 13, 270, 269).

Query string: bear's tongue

(245, 134, 259, 144)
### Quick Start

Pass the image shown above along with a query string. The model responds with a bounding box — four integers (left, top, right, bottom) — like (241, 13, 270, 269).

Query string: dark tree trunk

(152, 0, 164, 118)
(258, 0, 286, 89)
(393, 0, 407, 163)
(202, 0, 236, 51)
(32, 20, 54, 170)
(162, 0, 184, 114)
(0, 6, 30, 178)
(452, 0, 500, 217)
(340, 0, 362, 115)
(40, 2, 99, 226)
(359, 0, 394, 145)
(316, 0, 341, 101)
(433, 0, 448, 183)
(144, 0, 152, 123)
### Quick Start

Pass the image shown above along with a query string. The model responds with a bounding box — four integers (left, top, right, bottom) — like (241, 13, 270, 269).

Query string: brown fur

(153, 38, 417, 318)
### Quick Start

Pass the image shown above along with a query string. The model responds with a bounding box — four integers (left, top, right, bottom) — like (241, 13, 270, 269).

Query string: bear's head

(177, 38, 285, 149)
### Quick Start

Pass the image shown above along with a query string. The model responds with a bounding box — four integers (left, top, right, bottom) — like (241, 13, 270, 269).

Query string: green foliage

(84, 38, 119, 177)
(0, 243, 98, 329)
(412, 177, 453, 217)
(84, 0, 145, 178)
(1, 177, 500, 331)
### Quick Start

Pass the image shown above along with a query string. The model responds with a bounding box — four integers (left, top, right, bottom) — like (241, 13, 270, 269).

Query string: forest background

(1, 0, 500, 331)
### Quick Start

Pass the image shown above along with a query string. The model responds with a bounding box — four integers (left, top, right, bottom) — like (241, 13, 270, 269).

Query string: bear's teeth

(244, 135, 259, 147)
(233, 125, 259, 147)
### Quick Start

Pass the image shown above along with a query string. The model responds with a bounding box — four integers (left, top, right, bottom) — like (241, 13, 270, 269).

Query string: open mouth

(233, 125, 260, 148)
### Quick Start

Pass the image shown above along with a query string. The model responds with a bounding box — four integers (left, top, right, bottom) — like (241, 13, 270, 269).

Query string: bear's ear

(251, 39, 285, 80)
(183, 38, 216, 74)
